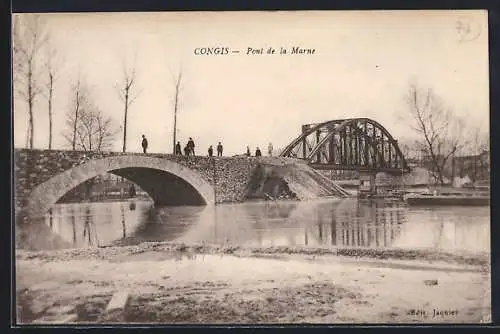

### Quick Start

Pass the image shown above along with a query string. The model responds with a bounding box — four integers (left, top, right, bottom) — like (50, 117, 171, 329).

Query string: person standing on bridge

(175, 141, 182, 155)
(208, 145, 214, 157)
(187, 137, 195, 156)
(217, 142, 223, 157)
(141, 135, 148, 154)
(184, 144, 190, 156)
(246, 146, 251, 157)
(255, 147, 262, 157)
(268, 142, 273, 157)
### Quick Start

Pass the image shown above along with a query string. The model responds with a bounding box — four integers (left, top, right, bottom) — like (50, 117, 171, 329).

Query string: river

(17, 198, 490, 254)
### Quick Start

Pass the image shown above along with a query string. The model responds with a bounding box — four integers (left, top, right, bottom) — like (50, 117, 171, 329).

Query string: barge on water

(405, 193, 490, 206)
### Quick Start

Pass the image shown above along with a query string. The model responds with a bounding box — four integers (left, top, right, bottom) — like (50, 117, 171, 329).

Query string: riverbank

(15, 242, 491, 324)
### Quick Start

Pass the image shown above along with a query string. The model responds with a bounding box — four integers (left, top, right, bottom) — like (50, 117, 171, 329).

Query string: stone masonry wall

(214, 157, 258, 203)
(14, 149, 259, 212)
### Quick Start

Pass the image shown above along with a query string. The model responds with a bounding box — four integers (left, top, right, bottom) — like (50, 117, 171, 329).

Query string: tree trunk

(122, 92, 128, 153)
(25, 122, 31, 148)
(89, 113, 94, 151)
(172, 75, 180, 154)
(473, 155, 477, 182)
(436, 162, 445, 185)
(173, 101, 177, 154)
(97, 129, 103, 151)
(48, 74, 53, 150)
(72, 118, 77, 150)
(28, 100, 34, 149)
(88, 129, 92, 151)
(28, 69, 34, 149)
(72, 91, 79, 150)
(451, 154, 455, 183)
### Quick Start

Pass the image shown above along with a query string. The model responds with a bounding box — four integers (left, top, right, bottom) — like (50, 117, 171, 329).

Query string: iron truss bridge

(279, 118, 410, 175)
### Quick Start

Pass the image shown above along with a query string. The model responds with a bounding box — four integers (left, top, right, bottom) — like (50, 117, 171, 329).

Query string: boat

(405, 191, 490, 206)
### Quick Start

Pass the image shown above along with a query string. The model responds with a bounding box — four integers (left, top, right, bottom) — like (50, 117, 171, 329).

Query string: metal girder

(308, 164, 406, 174)
(280, 118, 409, 174)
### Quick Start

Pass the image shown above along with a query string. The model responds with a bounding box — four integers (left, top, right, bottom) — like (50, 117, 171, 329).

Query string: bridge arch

(25, 155, 215, 219)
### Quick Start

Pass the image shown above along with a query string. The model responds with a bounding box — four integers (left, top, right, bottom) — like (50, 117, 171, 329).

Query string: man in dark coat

(141, 135, 148, 154)
(175, 141, 182, 155)
(208, 145, 214, 157)
(217, 142, 223, 157)
(255, 147, 262, 157)
(184, 145, 190, 156)
(187, 137, 195, 156)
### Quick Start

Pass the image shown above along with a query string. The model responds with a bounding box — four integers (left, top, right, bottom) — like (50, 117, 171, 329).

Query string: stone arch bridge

(15, 117, 408, 222)
(14, 149, 259, 221)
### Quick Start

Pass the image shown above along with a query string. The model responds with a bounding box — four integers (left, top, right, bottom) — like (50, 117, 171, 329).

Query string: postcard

(13, 10, 490, 324)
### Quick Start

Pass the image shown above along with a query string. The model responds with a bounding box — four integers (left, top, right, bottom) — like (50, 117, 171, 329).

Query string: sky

(12, 10, 489, 156)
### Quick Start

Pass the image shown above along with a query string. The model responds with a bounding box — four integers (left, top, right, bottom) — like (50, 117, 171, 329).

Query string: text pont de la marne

(246, 46, 316, 55)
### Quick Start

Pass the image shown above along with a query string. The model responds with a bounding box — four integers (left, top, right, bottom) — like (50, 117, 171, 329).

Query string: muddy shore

(15, 242, 491, 325)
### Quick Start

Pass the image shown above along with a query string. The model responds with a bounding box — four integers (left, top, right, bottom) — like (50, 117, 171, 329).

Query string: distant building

(57, 172, 148, 203)
(405, 158, 422, 168)
(407, 149, 489, 184)
(452, 150, 490, 182)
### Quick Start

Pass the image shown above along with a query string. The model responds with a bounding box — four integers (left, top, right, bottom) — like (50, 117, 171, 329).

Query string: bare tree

(398, 137, 420, 162)
(62, 75, 87, 150)
(94, 110, 119, 151)
(62, 98, 119, 205)
(12, 14, 49, 149)
(76, 106, 119, 152)
(464, 125, 489, 156)
(62, 82, 118, 152)
(42, 42, 63, 150)
(170, 68, 183, 154)
(403, 83, 467, 185)
(116, 56, 141, 153)
(460, 124, 489, 181)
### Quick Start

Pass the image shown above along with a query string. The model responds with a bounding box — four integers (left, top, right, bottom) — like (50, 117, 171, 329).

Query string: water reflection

(71, 207, 76, 245)
(293, 200, 405, 249)
(121, 205, 126, 239)
(17, 198, 490, 254)
(28, 201, 148, 249)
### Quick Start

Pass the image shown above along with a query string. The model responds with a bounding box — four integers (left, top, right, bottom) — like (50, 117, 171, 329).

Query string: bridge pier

(358, 171, 377, 198)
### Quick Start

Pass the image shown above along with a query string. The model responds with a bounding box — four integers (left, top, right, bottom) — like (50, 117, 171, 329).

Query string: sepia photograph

(13, 10, 490, 324)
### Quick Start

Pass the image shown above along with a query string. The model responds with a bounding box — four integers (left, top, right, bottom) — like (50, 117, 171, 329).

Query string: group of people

(246, 146, 261, 157)
(208, 142, 224, 157)
(176, 138, 224, 157)
(245, 143, 273, 157)
(141, 135, 198, 156)
(175, 137, 197, 156)
(140, 135, 274, 158)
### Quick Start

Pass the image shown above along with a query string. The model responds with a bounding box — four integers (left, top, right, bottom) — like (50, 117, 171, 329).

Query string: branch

(117, 53, 141, 106)
(127, 87, 143, 106)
